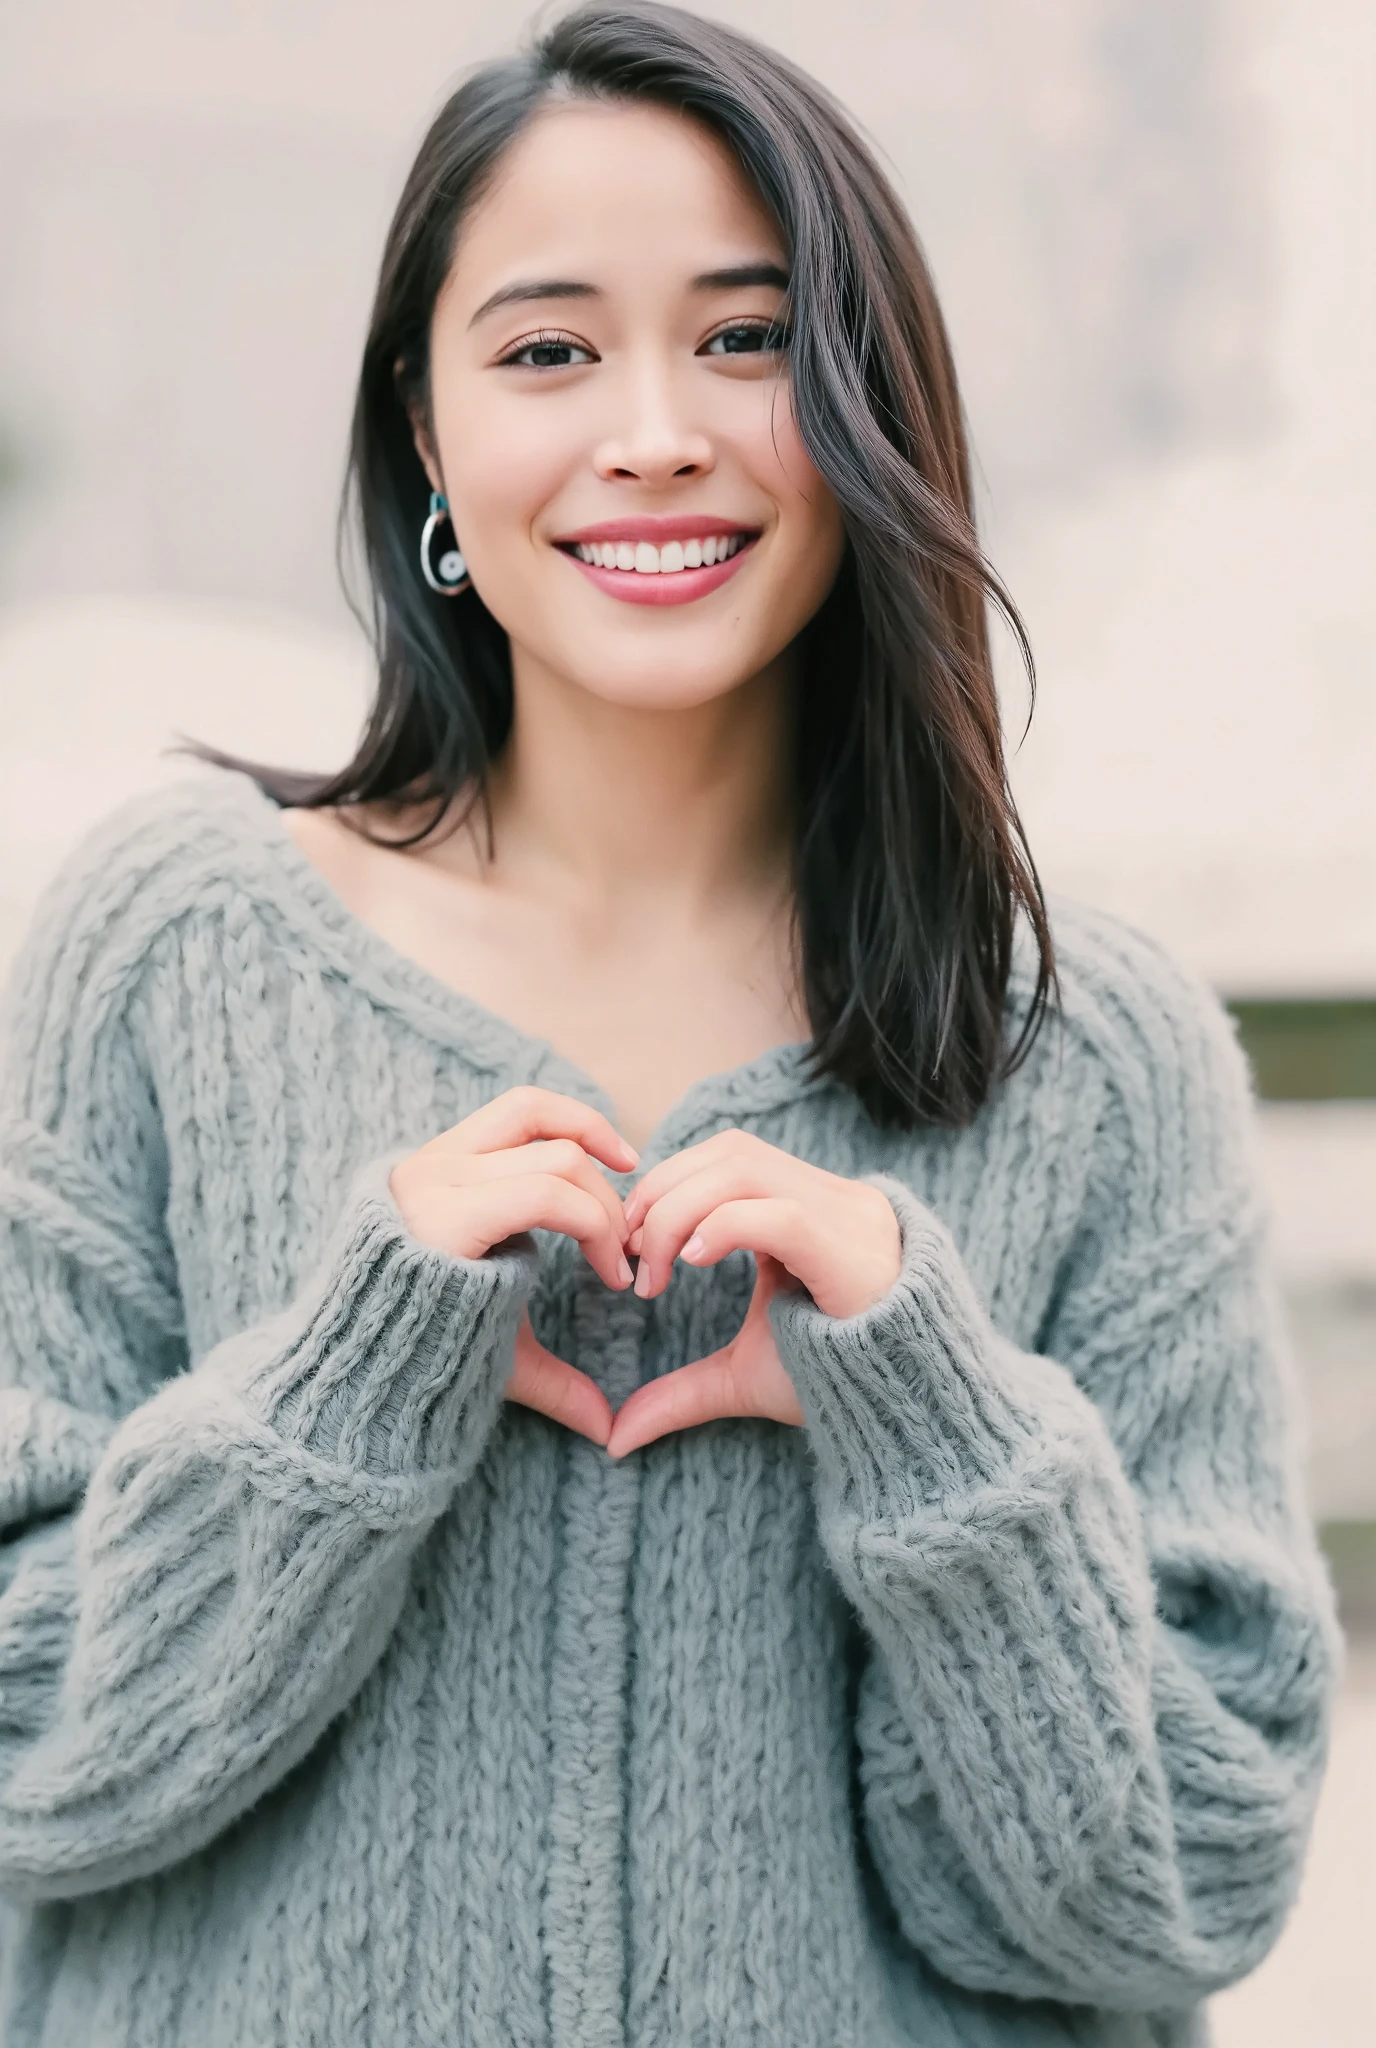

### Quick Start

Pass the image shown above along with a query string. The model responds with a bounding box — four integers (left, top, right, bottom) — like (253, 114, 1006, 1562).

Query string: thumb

(605, 1350, 746, 1460)
(505, 1311, 614, 1446)
(751, 1250, 792, 1308)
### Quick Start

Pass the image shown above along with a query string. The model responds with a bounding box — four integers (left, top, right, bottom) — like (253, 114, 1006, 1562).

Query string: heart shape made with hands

(510, 1248, 804, 1460)
(504, 1125, 903, 1460)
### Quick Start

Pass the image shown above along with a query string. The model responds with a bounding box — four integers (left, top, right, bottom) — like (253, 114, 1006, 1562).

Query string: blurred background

(0, 1, 1372, 2036)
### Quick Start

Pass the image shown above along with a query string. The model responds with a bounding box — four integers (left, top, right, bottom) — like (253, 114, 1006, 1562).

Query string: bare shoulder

(281, 804, 364, 894)
(284, 799, 482, 879)
(279, 802, 498, 971)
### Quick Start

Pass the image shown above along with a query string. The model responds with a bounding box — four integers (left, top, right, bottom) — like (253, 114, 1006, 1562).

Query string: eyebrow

(692, 262, 790, 293)
(467, 261, 791, 328)
(468, 279, 597, 327)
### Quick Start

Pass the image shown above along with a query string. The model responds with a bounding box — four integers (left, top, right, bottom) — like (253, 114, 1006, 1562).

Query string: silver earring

(420, 491, 469, 595)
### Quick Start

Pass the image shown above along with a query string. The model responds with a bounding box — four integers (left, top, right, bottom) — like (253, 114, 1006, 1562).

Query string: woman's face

(419, 99, 846, 710)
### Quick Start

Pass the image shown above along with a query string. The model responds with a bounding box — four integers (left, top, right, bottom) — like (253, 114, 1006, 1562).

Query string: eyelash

(496, 329, 596, 370)
(495, 316, 790, 370)
(703, 317, 790, 357)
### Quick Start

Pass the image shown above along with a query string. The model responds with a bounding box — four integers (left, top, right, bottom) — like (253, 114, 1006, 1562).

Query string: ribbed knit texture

(0, 772, 1342, 2048)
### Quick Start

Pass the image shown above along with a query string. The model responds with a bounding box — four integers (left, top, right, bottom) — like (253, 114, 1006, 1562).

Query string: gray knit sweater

(0, 772, 1341, 2047)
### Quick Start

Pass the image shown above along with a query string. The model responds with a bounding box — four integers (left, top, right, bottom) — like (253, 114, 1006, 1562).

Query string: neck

(475, 648, 796, 925)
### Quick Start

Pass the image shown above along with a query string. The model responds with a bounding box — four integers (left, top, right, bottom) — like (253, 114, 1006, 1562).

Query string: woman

(0, 6, 1341, 2044)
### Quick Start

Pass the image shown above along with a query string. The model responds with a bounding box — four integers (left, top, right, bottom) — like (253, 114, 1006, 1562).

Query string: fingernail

(634, 1260, 653, 1298)
(681, 1233, 705, 1262)
(616, 1255, 633, 1288)
(628, 1226, 643, 1254)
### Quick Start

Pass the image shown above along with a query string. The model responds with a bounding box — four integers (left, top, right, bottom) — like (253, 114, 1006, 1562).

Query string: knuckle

(636, 1211, 667, 1251)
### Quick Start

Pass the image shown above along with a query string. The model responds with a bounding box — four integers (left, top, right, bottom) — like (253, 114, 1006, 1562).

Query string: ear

(397, 359, 443, 496)
(409, 412, 443, 498)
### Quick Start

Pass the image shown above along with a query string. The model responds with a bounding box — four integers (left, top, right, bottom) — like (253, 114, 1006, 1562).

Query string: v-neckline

(226, 772, 826, 1175)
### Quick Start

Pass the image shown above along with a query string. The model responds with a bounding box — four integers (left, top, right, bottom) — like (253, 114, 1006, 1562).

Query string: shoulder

(0, 771, 287, 1100)
(1035, 888, 1250, 1089)
(1008, 888, 1260, 1194)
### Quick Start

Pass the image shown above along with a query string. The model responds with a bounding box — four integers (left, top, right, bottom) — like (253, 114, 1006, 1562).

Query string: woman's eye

(703, 322, 787, 357)
(501, 335, 595, 370)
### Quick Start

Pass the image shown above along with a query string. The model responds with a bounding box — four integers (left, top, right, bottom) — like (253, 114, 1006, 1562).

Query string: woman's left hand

(606, 1130, 902, 1459)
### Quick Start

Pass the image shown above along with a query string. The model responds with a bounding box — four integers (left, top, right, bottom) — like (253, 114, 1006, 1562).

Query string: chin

(570, 652, 762, 712)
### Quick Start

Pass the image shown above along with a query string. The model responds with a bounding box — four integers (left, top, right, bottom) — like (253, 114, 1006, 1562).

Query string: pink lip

(554, 514, 759, 545)
(561, 538, 756, 606)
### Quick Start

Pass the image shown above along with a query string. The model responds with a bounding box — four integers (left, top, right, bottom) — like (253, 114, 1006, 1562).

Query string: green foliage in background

(1319, 1522, 1376, 1636)
(1228, 1000, 1376, 1101)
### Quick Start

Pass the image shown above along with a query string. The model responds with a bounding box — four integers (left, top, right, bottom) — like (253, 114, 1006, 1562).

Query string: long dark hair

(200, 0, 1059, 1131)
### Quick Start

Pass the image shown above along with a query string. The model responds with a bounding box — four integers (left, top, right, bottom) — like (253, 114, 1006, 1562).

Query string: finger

(632, 1161, 799, 1299)
(605, 1352, 746, 1458)
(448, 1087, 638, 1173)
(622, 1128, 768, 1233)
(607, 1267, 807, 1457)
(634, 1155, 819, 1294)
(675, 1197, 816, 1286)
(506, 1314, 613, 1446)
(457, 1139, 629, 1249)
(511, 1175, 632, 1289)
(422, 1174, 632, 1289)
(605, 1335, 803, 1457)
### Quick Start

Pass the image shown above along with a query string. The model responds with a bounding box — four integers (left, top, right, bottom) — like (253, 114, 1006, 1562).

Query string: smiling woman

(198, 4, 1055, 1141)
(0, 5, 1341, 2047)
(416, 103, 841, 669)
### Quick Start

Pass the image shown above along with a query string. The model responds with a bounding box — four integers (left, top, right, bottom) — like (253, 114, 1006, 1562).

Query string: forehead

(446, 99, 785, 302)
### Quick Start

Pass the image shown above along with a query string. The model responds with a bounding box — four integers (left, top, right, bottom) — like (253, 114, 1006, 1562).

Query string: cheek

(741, 385, 844, 572)
(434, 393, 572, 568)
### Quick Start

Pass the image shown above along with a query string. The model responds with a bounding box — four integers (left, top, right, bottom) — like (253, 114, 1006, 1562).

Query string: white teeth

(573, 534, 747, 573)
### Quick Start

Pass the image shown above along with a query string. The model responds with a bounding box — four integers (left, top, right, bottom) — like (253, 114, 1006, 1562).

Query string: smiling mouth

(558, 532, 756, 575)
(553, 527, 761, 606)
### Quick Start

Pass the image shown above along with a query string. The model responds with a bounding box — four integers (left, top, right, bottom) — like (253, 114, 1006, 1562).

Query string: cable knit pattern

(0, 772, 1342, 2048)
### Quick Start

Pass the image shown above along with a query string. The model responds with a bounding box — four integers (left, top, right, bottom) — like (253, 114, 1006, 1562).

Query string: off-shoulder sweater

(0, 771, 1342, 2048)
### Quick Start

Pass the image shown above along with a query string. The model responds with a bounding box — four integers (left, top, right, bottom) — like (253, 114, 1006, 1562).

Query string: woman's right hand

(389, 1086, 638, 1448)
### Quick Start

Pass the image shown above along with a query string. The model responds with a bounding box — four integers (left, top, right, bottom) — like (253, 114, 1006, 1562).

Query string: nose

(591, 354, 715, 487)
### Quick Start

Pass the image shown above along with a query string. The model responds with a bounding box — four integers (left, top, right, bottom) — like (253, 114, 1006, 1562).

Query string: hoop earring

(419, 491, 469, 596)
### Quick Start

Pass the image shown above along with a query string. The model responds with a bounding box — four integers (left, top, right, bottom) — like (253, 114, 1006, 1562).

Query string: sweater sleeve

(0, 829, 536, 1902)
(770, 954, 1344, 2012)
